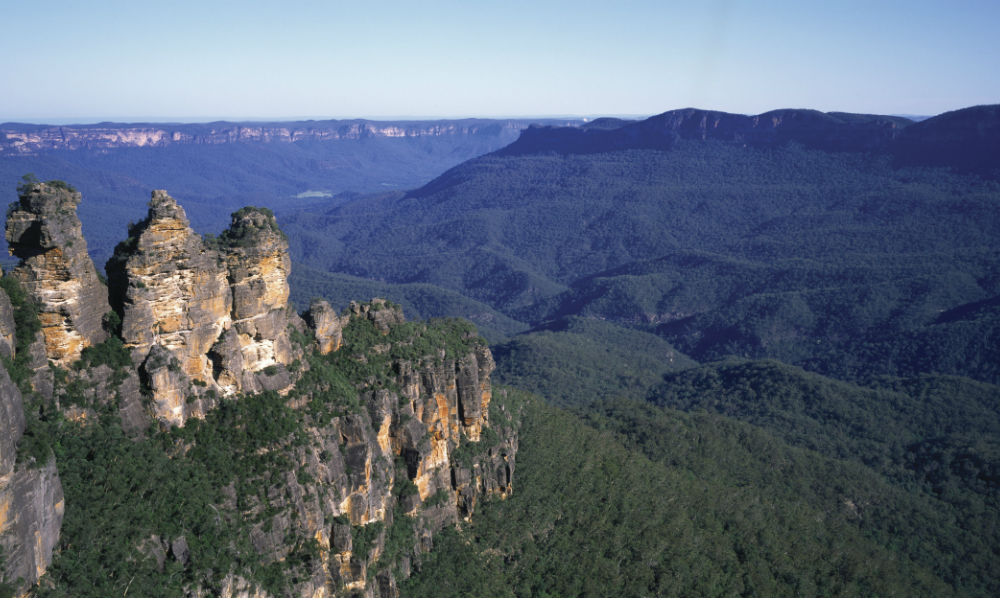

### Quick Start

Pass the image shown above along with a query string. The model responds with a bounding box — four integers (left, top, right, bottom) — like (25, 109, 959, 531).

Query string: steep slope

(403, 396, 974, 596)
(5, 180, 110, 365)
(0, 179, 520, 596)
(283, 121, 1000, 383)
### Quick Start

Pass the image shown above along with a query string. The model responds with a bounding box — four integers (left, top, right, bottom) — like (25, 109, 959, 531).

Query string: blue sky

(2, 0, 997, 123)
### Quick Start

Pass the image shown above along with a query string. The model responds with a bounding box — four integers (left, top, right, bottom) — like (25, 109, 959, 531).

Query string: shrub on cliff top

(220, 206, 287, 247)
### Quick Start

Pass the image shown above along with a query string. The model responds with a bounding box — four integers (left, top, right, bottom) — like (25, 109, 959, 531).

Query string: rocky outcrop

(106, 193, 302, 425)
(0, 283, 15, 360)
(0, 364, 64, 594)
(305, 299, 345, 355)
(110, 190, 231, 373)
(0, 179, 521, 596)
(106, 190, 232, 425)
(231, 302, 517, 595)
(348, 298, 405, 333)
(215, 207, 295, 394)
(5, 181, 109, 365)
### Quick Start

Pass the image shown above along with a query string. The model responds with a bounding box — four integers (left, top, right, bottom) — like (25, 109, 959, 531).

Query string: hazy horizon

(2, 1, 996, 123)
(1, 109, 945, 128)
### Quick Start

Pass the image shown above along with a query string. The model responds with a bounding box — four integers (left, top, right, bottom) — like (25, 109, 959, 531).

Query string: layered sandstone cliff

(232, 301, 516, 595)
(0, 119, 551, 155)
(5, 181, 109, 365)
(105, 193, 301, 425)
(215, 207, 295, 394)
(0, 326, 64, 594)
(0, 181, 519, 596)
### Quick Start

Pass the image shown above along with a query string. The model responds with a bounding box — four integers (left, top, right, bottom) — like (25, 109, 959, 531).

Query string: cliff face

(0, 344, 64, 595)
(0, 180, 520, 596)
(5, 181, 109, 365)
(105, 193, 300, 425)
(216, 207, 295, 394)
(249, 301, 516, 595)
(0, 119, 557, 155)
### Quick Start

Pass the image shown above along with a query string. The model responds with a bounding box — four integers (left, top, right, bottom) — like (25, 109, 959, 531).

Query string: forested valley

(1, 106, 997, 595)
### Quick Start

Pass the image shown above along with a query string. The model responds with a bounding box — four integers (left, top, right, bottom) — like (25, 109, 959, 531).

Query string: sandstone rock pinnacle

(215, 207, 295, 393)
(305, 298, 345, 354)
(106, 192, 299, 424)
(5, 180, 109, 365)
(106, 190, 233, 423)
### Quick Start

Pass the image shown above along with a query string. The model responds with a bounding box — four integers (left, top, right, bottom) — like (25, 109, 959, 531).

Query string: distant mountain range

(501, 105, 1000, 176)
(0, 118, 580, 155)
(1, 103, 999, 596)
(280, 103, 1000, 384)
(0, 117, 581, 264)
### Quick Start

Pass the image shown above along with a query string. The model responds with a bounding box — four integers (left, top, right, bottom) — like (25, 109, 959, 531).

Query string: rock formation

(256, 301, 516, 594)
(106, 190, 233, 425)
(305, 299, 345, 355)
(0, 180, 520, 596)
(215, 207, 295, 393)
(105, 193, 304, 425)
(5, 181, 109, 365)
(0, 357, 64, 594)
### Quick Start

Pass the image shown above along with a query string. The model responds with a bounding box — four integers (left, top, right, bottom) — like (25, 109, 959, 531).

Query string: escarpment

(0, 299, 64, 594)
(0, 180, 519, 596)
(5, 181, 109, 365)
(257, 301, 516, 595)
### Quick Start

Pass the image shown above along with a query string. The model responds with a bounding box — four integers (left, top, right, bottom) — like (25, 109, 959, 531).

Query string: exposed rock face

(0, 180, 520, 595)
(348, 298, 406, 334)
(0, 364, 64, 594)
(0, 285, 15, 359)
(107, 193, 300, 426)
(5, 181, 109, 365)
(0, 363, 24, 477)
(0, 119, 559, 155)
(0, 458, 64, 593)
(305, 299, 345, 355)
(106, 191, 231, 425)
(231, 302, 517, 595)
(111, 191, 232, 380)
(216, 208, 295, 394)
